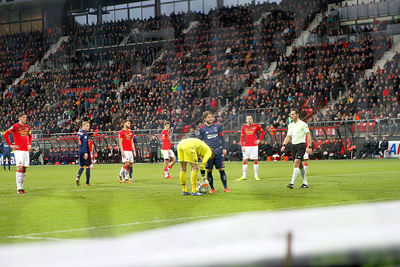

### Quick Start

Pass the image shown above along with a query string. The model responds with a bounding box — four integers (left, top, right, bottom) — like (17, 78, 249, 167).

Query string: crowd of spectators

(311, 52, 400, 132)
(0, 28, 61, 90)
(1, 0, 397, 141)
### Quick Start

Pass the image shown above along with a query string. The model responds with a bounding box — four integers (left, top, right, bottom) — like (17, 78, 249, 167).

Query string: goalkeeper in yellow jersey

(177, 138, 215, 196)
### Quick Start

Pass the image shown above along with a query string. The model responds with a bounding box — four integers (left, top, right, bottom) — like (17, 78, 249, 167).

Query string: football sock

(302, 164, 308, 185)
(290, 167, 301, 184)
(304, 164, 308, 175)
(191, 170, 197, 193)
(86, 168, 90, 184)
(16, 171, 23, 190)
(207, 172, 214, 189)
(124, 166, 130, 180)
(129, 167, 133, 179)
(119, 166, 125, 178)
(21, 173, 26, 189)
(219, 170, 227, 188)
(164, 168, 169, 178)
(180, 171, 187, 192)
(254, 162, 259, 177)
(77, 167, 84, 178)
(242, 163, 248, 178)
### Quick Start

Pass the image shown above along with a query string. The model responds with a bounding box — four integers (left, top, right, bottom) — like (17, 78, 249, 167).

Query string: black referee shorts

(292, 143, 306, 161)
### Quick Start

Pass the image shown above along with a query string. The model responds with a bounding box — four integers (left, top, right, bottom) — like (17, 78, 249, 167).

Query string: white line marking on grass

(8, 236, 81, 241)
(0, 183, 172, 191)
(7, 197, 400, 241)
(261, 170, 400, 181)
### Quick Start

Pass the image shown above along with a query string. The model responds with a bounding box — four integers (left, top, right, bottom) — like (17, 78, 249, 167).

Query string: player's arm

(306, 131, 312, 154)
(281, 133, 292, 152)
(3, 129, 18, 149)
(240, 126, 245, 152)
(256, 125, 265, 145)
(218, 125, 227, 156)
(27, 129, 32, 151)
(119, 137, 125, 158)
(200, 148, 213, 170)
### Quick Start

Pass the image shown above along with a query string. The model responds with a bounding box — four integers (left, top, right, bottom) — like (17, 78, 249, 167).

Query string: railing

(340, 0, 400, 20)
(28, 118, 400, 165)
(222, 108, 278, 130)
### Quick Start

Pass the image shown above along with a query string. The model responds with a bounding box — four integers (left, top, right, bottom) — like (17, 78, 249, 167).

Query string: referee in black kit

(281, 109, 312, 189)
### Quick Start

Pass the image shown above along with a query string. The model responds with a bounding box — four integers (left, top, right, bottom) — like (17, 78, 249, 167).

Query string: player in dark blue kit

(1, 139, 12, 171)
(75, 121, 92, 186)
(198, 111, 230, 193)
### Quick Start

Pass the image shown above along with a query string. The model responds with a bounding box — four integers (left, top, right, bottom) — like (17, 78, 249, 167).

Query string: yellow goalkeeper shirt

(177, 138, 212, 166)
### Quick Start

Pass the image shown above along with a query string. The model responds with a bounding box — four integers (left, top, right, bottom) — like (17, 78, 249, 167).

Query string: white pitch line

(8, 236, 82, 241)
(0, 183, 173, 192)
(7, 197, 400, 241)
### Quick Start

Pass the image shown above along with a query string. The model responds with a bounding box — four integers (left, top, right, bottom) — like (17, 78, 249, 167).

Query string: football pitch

(0, 159, 399, 244)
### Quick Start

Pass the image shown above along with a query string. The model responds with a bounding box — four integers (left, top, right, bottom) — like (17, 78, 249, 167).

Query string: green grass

(0, 159, 399, 244)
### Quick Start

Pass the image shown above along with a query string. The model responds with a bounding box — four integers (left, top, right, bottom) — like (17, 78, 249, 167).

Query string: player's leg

(118, 163, 126, 182)
(207, 169, 214, 192)
(165, 150, 176, 179)
(2, 157, 5, 171)
(300, 153, 309, 187)
(76, 165, 84, 186)
(215, 152, 229, 192)
(238, 147, 249, 180)
(287, 158, 301, 189)
(190, 163, 202, 195)
(123, 162, 131, 182)
(299, 160, 308, 188)
(177, 145, 189, 195)
(168, 154, 176, 168)
(205, 156, 214, 192)
(251, 147, 260, 180)
(163, 149, 170, 178)
(240, 158, 248, 180)
(85, 166, 92, 185)
(288, 144, 305, 189)
(15, 151, 29, 193)
(179, 161, 189, 194)
(128, 161, 133, 182)
(7, 156, 11, 171)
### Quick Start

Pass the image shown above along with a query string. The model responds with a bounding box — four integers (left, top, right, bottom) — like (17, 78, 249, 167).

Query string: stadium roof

(0, 0, 144, 12)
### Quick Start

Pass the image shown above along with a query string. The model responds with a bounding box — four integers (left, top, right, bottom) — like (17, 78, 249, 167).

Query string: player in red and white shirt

(160, 121, 176, 179)
(238, 115, 265, 181)
(117, 120, 136, 183)
(3, 113, 32, 194)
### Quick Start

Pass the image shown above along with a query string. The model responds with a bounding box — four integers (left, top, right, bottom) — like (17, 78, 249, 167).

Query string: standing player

(198, 111, 230, 193)
(1, 138, 12, 171)
(281, 109, 312, 189)
(238, 115, 265, 181)
(177, 138, 215, 196)
(160, 121, 176, 179)
(76, 121, 92, 186)
(118, 120, 136, 183)
(3, 113, 32, 194)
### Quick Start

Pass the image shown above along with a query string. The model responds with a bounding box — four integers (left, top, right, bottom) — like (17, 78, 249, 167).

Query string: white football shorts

(14, 150, 30, 167)
(122, 151, 134, 163)
(162, 149, 175, 160)
(242, 146, 258, 160)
